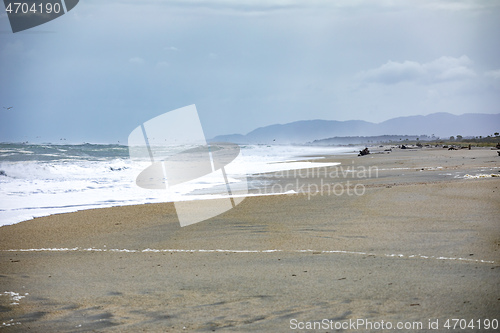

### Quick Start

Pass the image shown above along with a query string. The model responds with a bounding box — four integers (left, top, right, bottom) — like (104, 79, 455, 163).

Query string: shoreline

(0, 145, 353, 228)
(1, 147, 499, 332)
(2, 145, 497, 228)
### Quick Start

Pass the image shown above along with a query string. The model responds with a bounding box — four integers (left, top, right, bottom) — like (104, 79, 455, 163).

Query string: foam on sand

(2, 247, 494, 264)
(463, 173, 500, 179)
(1, 291, 28, 305)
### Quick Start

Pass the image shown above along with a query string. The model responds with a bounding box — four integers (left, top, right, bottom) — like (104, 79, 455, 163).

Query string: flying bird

(3, 107, 13, 110)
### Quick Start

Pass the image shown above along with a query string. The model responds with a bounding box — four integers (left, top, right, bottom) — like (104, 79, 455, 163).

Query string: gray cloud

(358, 56, 476, 85)
(129, 57, 145, 65)
(155, 61, 169, 68)
(0, 0, 499, 143)
(113, 0, 499, 12)
(485, 69, 500, 80)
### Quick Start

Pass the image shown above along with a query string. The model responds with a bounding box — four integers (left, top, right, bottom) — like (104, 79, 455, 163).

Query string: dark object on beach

(496, 143, 500, 149)
(443, 145, 448, 148)
(110, 166, 128, 171)
(0, 170, 6, 176)
(358, 148, 370, 156)
(469, 144, 471, 150)
(448, 146, 457, 150)
(497, 151, 500, 156)
(401, 145, 407, 149)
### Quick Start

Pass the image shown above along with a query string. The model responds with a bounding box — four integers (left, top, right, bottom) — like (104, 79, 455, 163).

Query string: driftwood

(358, 148, 370, 156)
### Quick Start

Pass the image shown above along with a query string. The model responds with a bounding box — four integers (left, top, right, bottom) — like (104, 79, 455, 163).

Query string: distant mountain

(211, 112, 500, 144)
(376, 113, 500, 139)
(212, 119, 376, 144)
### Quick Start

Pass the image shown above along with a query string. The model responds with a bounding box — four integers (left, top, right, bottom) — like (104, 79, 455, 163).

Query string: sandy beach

(1, 147, 499, 332)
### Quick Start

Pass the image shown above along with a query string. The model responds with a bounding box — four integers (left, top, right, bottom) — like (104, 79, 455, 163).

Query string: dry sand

(0, 147, 499, 332)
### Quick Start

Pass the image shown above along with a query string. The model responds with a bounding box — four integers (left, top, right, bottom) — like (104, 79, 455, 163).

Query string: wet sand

(1, 147, 499, 332)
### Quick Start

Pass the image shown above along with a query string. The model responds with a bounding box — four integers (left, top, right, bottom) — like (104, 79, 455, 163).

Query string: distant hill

(211, 112, 500, 144)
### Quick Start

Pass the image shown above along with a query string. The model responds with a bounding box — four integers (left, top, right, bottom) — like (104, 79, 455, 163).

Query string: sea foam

(0, 144, 355, 226)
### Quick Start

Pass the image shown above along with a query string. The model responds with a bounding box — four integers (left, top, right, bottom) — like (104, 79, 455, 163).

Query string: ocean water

(0, 143, 355, 227)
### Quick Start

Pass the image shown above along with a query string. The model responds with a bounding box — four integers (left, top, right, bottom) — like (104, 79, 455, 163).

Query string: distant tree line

(311, 132, 499, 147)
(311, 135, 431, 145)
(449, 132, 499, 143)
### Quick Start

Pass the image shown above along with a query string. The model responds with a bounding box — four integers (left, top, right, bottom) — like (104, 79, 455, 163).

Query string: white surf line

(1, 248, 495, 264)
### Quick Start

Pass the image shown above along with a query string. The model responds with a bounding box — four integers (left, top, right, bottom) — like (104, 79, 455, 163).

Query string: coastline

(1, 147, 499, 331)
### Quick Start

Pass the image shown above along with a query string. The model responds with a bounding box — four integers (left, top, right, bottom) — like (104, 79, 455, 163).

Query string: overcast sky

(1, 0, 499, 143)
